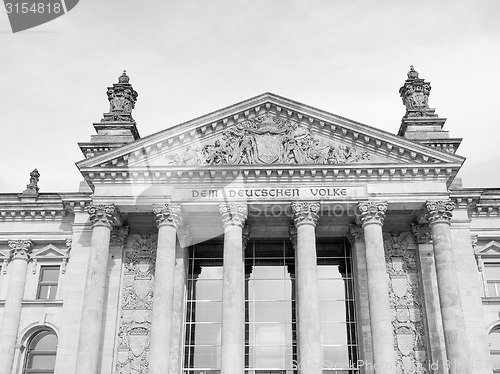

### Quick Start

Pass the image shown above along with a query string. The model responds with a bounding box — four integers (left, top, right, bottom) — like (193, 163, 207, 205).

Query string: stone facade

(0, 68, 499, 374)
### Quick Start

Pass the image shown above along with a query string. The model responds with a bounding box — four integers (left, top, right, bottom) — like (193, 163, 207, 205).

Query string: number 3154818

(5, 2, 62, 14)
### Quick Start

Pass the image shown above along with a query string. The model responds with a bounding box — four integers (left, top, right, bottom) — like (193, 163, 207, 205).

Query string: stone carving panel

(115, 234, 157, 374)
(384, 231, 428, 374)
(163, 114, 370, 166)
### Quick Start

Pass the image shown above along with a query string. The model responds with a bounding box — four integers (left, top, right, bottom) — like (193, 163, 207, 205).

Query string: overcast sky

(1, 0, 499, 192)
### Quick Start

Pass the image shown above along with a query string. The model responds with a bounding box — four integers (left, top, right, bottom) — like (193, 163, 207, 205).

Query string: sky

(1, 0, 499, 193)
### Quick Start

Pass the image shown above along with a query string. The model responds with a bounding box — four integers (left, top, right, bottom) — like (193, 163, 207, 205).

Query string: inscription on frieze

(173, 185, 366, 201)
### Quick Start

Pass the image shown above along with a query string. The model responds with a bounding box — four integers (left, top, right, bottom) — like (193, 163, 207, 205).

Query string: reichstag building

(0, 67, 499, 374)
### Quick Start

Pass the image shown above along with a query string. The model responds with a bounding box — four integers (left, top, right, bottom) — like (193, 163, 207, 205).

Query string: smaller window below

(37, 266, 60, 300)
(485, 264, 500, 297)
(23, 330, 58, 374)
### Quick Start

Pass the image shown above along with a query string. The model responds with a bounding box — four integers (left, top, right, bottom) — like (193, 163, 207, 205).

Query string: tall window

(317, 241, 357, 373)
(37, 266, 60, 300)
(183, 239, 358, 374)
(184, 241, 223, 373)
(490, 327, 500, 372)
(245, 240, 296, 373)
(23, 330, 58, 374)
(484, 264, 500, 297)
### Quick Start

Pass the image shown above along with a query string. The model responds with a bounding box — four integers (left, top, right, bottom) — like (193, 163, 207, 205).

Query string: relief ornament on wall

(164, 114, 370, 166)
(115, 234, 157, 374)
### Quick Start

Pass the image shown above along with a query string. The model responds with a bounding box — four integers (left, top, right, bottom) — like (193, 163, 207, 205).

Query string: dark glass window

(183, 239, 358, 374)
(23, 330, 58, 374)
(245, 240, 296, 371)
(37, 266, 60, 300)
(184, 241, 224, 372)
(317, 241, 358, 372)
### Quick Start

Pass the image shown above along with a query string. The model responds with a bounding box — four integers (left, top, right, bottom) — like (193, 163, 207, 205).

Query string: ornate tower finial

(399, 66, 437, 118)
(104, 70, 138, 121)
(20, 168, 40, 197)
(407, 65, 419, 79)
(79, 71, 141, 159)
(118, 70, 130, 84)
(26, 169, 40, 192)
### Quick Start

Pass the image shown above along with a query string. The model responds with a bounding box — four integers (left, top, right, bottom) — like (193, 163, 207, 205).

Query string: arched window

(489, 326, 500, 373)
(23, 330, 58, 374)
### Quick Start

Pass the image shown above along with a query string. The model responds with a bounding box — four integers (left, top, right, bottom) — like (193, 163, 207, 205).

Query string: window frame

(22, 329, 58, 374)
(36, 265, 60, 300)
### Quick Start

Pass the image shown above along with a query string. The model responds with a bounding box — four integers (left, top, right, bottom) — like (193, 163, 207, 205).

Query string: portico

(70, 69, 479, 374)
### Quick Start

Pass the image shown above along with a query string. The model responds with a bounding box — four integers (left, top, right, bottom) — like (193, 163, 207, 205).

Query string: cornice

(0, 192, 91, 221)
(76, 94, 464, 171)
(450, 188, 500, 216)
(79, 163, 461, 188)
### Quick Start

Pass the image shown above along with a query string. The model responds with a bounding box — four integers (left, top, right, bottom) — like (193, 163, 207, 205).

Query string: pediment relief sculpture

(162, 114, 371, 166)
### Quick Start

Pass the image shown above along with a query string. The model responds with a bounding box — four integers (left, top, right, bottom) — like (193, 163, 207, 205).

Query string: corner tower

(78, 70, 140, 159)
(398, 66, 462, 154)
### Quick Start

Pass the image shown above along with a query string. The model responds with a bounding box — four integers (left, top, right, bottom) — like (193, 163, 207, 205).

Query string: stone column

(0, 240, 33, 374)
(75, 204, 120, 374)
(424, 200, 471, 374)
(357, 201, 395, 374)
(411, 224, 448, 374)
(149, 203, 183, 374)
(219, 203, 247, 374)
(291, 202, 323, 374)
(347, 225, 374, 374)
(170, 224, 191, 374)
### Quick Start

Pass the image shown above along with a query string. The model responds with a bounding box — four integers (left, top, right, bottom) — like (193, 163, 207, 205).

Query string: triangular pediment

(77, 93, 464, 185)
(32, 244, 69, 259)
(476, 241, 500, 256)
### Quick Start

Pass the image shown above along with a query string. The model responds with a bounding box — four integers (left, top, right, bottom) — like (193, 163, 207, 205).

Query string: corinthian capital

(8, 240, 34, 261)
(411, 224, 432, 244)
(153, 204, 183, 229)
(219, 203, 248, 228)
(291, 202, 320, 227)
(357, 201, 387, 227)
(424, 200, 455, 226)
(88, 204, 120, 228)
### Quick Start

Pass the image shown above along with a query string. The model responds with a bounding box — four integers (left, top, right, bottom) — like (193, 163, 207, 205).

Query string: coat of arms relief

(384, 232, 428, 374)
(163, 114, 370, 166)
(115, 234, 157, 374)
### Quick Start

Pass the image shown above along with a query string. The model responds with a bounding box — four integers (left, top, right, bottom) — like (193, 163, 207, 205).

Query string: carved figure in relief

(233, 132, 256, 164)
(164, 114, 371, 166)
(181, 146, 203, 165)
(281, 133, 301, 163)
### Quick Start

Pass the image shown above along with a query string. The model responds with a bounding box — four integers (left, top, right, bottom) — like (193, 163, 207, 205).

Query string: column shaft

(363, 223, 395, 374)
(219, 203, 247, 374)
(291, 202, 322, 374)
(0, 240, 32, 374)
(75, 224, 112, 374)
(425, 200, 471, 374)
(431, 222, 471, 374)
(295, 224, 322, 374)
(221, 225, 245, 373)
(149, 204, 183, 374)
(357, 201, 394, 374)
(149, 225, 178, 373)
